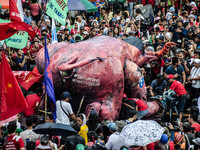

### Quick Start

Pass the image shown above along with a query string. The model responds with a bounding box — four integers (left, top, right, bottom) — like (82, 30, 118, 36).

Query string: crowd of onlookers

(0, 0, 200, 149)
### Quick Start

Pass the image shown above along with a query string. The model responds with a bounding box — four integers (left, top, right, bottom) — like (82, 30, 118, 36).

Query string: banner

(46, 0, 68, 25)
(5, 31, 28, 49)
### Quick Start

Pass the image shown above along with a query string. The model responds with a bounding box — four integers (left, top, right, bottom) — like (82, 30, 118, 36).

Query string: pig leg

(124, 59, 147, 100)
(85, 57, 124, 121)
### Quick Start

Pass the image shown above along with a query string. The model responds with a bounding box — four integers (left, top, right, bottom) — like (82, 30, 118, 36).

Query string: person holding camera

(172, 19, 188, 48)
(165, 57, 186, 85)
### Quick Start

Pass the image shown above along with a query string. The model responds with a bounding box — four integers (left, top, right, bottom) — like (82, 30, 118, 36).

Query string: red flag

(13, 71, 42, 90)
(0, 52, 28, 121)
(9, 0, 22, 22)
(0, 21, 36, 41)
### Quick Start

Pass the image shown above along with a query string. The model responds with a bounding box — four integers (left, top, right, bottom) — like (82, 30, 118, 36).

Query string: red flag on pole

(13, 71, 42, 90)
(0, 52, 28, 121)
(9, 0, 22, 22)
(0, 21, 36, 41)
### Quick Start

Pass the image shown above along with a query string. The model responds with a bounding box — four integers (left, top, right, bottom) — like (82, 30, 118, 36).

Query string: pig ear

(136, 54, 156, 67)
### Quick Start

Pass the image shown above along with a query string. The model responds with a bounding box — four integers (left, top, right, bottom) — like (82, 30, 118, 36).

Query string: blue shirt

(150, 79, 167, 94)
(165, 65, 184, 82)
(24, 16, 33, 25)
(15, 55, 27, 71)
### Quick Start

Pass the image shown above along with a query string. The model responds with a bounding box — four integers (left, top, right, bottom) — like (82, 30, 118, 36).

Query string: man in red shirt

(4, 122, 25, 150)
(167, 74, 188, 116)
(188, 113, 200, 132)
(23, 87, 42, 117)
(128, 98, 149, 120)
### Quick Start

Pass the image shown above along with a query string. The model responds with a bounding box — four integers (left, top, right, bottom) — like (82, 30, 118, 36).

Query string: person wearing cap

(188, 59, 200, 100)
(150, 74, 167, 96)
(24, 10, 33, 25)
(189, 14, 199, 29)
(166, 7, 175, 21)
(106, 120, 127, 150)
(167, 74, 188, 117)
(56, 91, 77, 125)
(88, 16, 94, 27)
(87, 135, 107, 150)
(155, 123, 174, 150)
(37, 135, 52, 150)
(172, 19, 187, 47)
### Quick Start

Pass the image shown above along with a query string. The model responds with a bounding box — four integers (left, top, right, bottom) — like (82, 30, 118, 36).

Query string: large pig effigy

(36, 36, 174, 120)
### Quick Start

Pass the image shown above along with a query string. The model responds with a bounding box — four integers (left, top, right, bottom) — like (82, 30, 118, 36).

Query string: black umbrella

(123, 36, 144, 54)
(33, 123, 78, 136)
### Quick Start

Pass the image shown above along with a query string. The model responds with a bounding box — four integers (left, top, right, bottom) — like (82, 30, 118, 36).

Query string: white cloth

(106, 132, 127, 150)
(190, 67, 200, 88)
(56, 101, 74, 125)
(19, 129, 40, 146)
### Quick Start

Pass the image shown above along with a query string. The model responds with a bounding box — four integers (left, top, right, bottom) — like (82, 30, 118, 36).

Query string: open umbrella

(120, 120, 164, 146)
(79, 0, 97, 13)
(68, 0, 97, 12)
(68, 0, 86, 11)
(33, 123, 78, 136)
(123, 36, 144, 54)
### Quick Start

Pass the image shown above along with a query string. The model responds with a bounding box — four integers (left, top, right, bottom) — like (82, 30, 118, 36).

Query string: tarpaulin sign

(46, 0, 68, 25)
(5, 31, 28, 49)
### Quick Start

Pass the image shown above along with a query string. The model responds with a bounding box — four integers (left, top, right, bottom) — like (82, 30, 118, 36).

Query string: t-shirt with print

(5, 135, 24, 150)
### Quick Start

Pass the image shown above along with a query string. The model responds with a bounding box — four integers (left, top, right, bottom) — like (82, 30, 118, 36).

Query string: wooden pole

(77, 96, 84, 115)
(45, 93, 47, 122)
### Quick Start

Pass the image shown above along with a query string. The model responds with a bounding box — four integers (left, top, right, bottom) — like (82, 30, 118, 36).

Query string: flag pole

(45, 93, 47, 122)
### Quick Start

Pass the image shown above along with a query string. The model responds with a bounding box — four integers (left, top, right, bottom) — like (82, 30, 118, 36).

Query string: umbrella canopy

(0, 0, 9, 9)
(33, 123, 78, 136)
(123, 36, 144, 54)
(68, 0, 86, 11)
(68, 0, 97, 12)
(79, 0, 97, 13)
(120, 120, 164, 146)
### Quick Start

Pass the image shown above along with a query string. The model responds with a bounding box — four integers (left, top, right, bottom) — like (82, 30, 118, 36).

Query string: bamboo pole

(45, 93, 47, 122)
(77, 96, 85, 115)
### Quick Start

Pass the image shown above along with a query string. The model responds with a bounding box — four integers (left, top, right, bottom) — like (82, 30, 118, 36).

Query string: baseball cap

(60, 25, 65, 31)
(169, 7, 175, 12)
(167, 74, 174, 79)
(159, 36, 164, 41)
(188, 14, 195, 18)
(101, 20, 106, 23)
(111, 17, 116, 22)
(40, 135, 49, 145)
(160, 134, 168, 144)
(61, 91, 72, 100)
(190, 2, 197, 7)
(194, 59, 200, 64)
(80, 26, 85, 30)
(89, 16, 94, 19)
(107, 122, 116, 132)
(76, 144, 85, 150)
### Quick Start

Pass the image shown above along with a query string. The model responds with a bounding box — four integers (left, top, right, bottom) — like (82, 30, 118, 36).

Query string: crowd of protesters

(0, 0, 200, 149)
